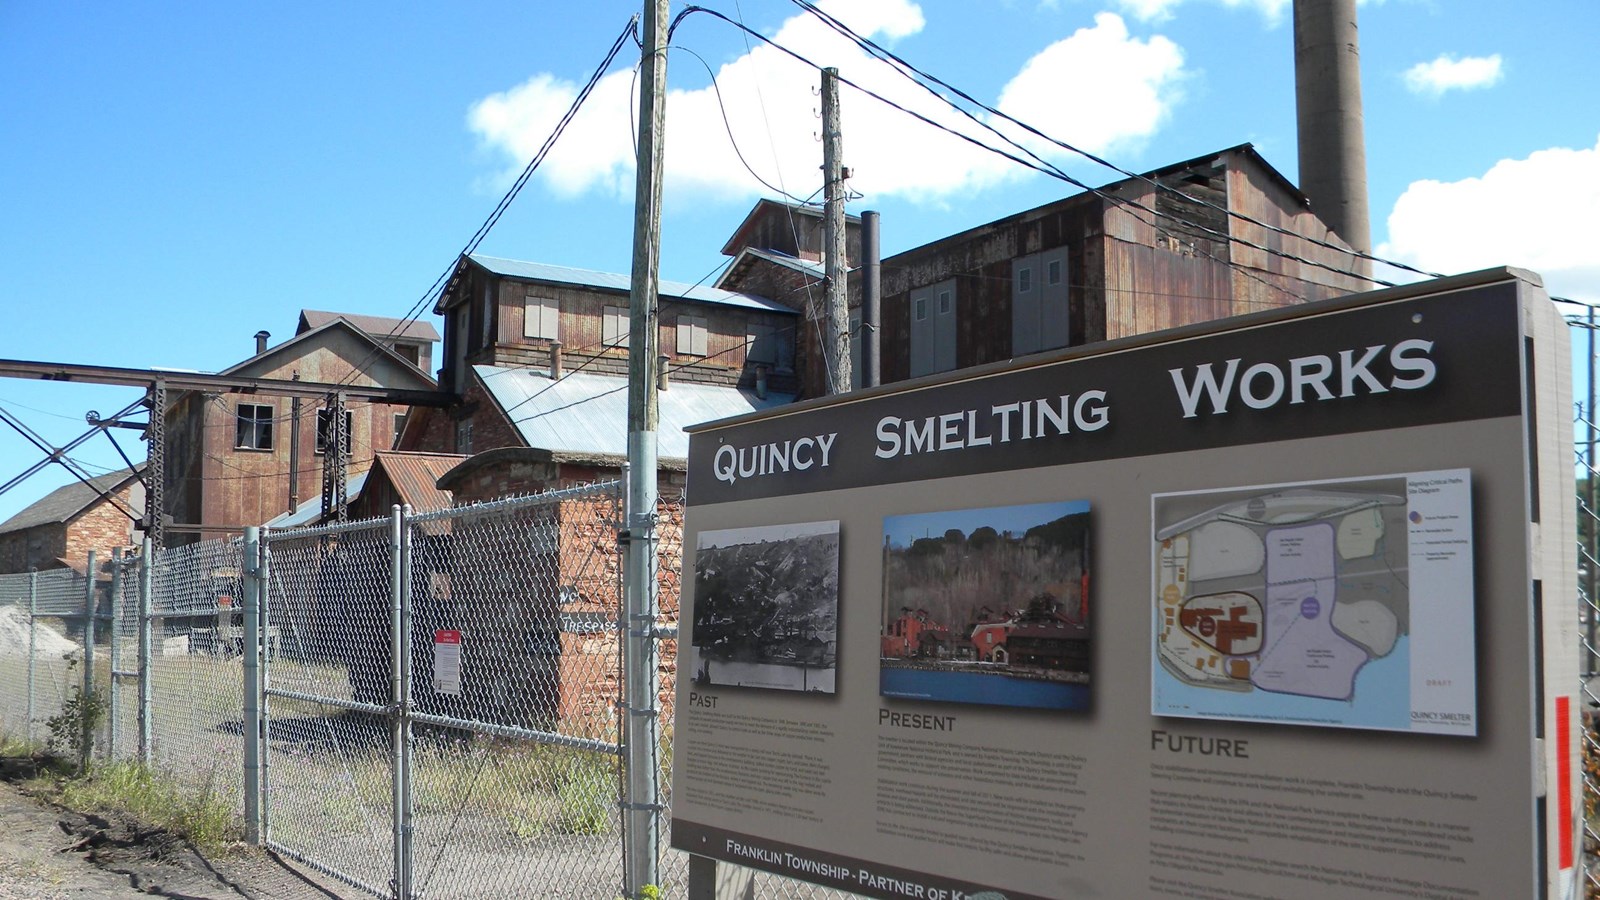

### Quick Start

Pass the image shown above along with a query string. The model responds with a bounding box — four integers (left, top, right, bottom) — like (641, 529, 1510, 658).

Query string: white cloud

(997, 13, 1184, 157)
(1379, 136, 1600, 303)
(1403, 54, 1504, 97)
(468, 4, 1187, 206)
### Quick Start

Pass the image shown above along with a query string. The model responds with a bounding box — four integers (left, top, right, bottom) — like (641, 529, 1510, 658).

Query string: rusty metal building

(866, 145, 1371, 384)
(163, 315, 438, 540)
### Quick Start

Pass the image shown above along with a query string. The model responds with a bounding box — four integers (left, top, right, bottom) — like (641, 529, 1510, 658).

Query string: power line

(336, 15, 643, 391)
(674, 6, 1381, 295)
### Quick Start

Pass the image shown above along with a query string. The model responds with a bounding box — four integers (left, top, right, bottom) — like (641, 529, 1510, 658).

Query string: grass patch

(46, 762, 240, 856)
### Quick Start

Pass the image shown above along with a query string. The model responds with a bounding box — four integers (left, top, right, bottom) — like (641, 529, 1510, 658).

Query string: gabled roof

(368, 451, 465, 512)
(445, 255, 797, 316)
(298, 310, 440, 344)
(473, 365, 794, 461)
(880, 143, 1313, 266)
(219, 318, 436, 387)
(719, 198, 861, 257)
(0, 466, 143, 535)
(715, 247, 826, 289)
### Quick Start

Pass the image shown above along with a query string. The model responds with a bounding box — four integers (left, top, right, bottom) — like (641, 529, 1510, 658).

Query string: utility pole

(624, 1, 667, 897)
(821, 67, 852, 395)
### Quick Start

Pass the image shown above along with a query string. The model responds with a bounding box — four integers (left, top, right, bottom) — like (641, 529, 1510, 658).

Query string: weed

(56, 762, 240, 856)
(43, 688, 105, 765)
(554, 752, 615, 835)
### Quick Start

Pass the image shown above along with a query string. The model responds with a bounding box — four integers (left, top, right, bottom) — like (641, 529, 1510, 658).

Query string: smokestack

(1294, 0, 1372, 272)
(862, 210, 882, 388)
(755, 365, 769, 400)
(254, 331, 270, 355)
(657, 354, 670, 392)
(549, 340, 564, 379)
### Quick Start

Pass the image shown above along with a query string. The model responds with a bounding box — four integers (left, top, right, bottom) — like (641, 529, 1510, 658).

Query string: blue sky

(1, 0, 1595, 527)
(885, 499, 1092, 549)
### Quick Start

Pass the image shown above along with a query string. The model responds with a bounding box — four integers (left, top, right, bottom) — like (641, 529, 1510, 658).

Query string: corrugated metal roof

(263, 469, 370, 529)
(467, 254, 797, 315)
(476, 365, 794, 460)
(373, 451, 465, 512)
(0, 467, 143, 535)
(298, 310, 441, 343)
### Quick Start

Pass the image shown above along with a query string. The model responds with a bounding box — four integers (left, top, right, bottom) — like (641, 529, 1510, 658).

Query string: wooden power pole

(821, 67, 852, 395)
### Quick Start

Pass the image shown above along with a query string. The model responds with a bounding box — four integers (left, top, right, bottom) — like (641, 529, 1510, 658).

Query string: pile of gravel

(0, 605, 78, 659)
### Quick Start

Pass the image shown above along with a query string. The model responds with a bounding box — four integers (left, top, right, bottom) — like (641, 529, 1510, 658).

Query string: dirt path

(0, 776, 354, 900)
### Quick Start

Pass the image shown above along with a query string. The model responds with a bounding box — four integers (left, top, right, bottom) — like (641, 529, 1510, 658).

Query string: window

(677, 314, 708, 356)
(393, 342, 421, 367)
(315, 409, 354, 456)
(939, 290, 952, 315)
(524, 296, 559, 340)
(455, 418, 473, 455)
(602, 305, 628, 348)
(235, 403, 274, 451)
(1018, 266, 1033, 294)
(392, 412, 408, 449)
(1047, 259, 1062, 285)
(914, 297, 927, 321)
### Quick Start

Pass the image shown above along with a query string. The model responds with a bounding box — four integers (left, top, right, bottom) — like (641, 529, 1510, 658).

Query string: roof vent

(254, 331, 270, 355)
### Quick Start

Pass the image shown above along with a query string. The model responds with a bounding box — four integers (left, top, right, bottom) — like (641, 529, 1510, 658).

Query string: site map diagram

(1152, 472, 1475, 734)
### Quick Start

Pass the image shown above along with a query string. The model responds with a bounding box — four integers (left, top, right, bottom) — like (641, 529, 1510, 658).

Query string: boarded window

(524, 296, 560, 340)
(603, 306, 629, 348)
(1013, 249, 1069, 356)
(235, 403, 274, 451)
(747, 322, 776, 363)
(677, 314, 708, 356)
(909, 279, 957, 377)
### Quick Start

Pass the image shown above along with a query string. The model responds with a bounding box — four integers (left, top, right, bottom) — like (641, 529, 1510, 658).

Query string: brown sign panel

(672, 273, 1579, 899)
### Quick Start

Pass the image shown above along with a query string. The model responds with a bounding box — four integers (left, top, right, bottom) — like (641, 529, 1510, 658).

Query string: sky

(0, 0, 1596, 527)
(885, 499, 1093, 549)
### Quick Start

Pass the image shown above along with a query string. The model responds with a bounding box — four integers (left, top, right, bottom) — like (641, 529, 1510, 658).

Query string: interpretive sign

(671, 271, 1579, 900)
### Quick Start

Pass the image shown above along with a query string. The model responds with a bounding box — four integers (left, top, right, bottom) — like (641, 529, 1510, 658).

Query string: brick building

(0, 466, 144, 574)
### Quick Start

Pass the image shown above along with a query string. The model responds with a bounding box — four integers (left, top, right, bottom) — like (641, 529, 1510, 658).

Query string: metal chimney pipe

(549, 340, 564, 379)
(1294, 0, 1372, 274)
(862, 210, 882, 388)
(657, 354, 670, 392)
(254, 331, 270, 355)
(755, 364, 769, 400)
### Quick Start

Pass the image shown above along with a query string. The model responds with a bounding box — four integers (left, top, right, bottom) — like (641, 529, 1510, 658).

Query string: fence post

(400, 505, 414, 900)
(243, 527, 262, 845)
(25, 569, 36, 745)
(259, 529, 272, 844)
(81, 549, 96, 770)
(138, 537, 153, 766)
(388, 506, 409, 900)
(108, 552, 122, 762)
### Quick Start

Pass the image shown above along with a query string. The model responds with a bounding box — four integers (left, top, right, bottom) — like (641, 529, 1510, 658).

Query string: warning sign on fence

(433, 629, 462, 696)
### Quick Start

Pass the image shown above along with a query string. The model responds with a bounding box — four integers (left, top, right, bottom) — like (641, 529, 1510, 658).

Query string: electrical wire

(335, 15, 643, 391)
(673, 6, 1384, 297)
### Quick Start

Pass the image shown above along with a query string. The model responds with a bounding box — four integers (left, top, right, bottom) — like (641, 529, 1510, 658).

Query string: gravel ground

(0, 777, 352, 900)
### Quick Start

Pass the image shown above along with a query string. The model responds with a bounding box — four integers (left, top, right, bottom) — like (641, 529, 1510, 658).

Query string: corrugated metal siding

(475, 365, 793, 460)
(376, 452, 465, 512)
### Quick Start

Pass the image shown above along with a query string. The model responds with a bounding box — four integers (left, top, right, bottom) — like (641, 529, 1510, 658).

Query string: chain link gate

(257, 482, 626, 899)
